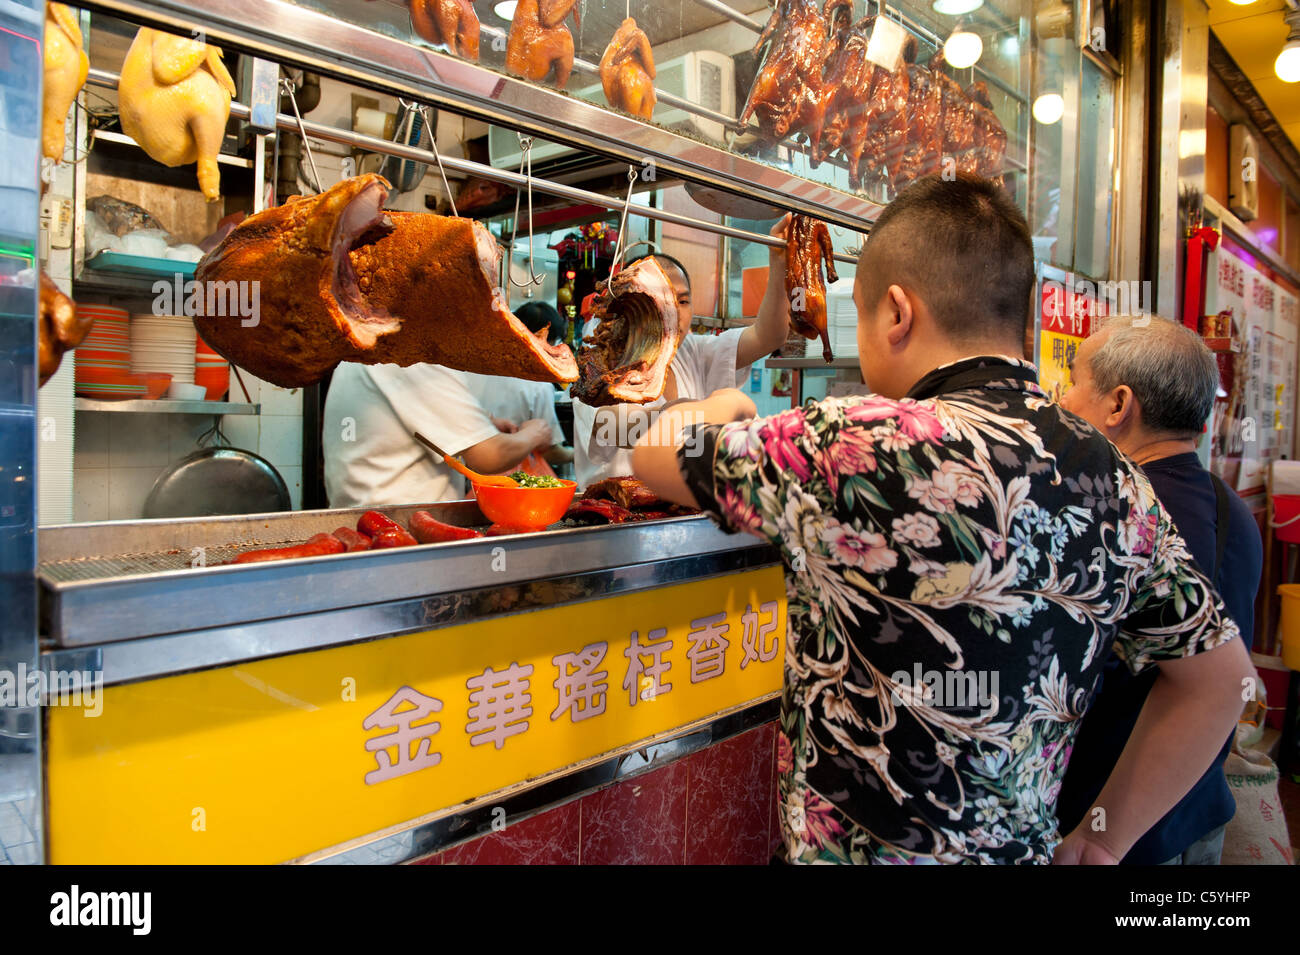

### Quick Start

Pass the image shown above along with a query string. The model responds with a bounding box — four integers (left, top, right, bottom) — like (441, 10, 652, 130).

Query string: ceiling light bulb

(943, 30, 983, 68)
(493, 0, 517, 21)
(1227, 0, 1257, 5)
(1033, 92, 1065, 125)
(933, 0, 984, 14)
(1277, 41, 1300, 82)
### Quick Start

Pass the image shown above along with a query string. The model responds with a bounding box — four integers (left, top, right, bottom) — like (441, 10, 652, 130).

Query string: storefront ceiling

(1207, 0, 1300, 151)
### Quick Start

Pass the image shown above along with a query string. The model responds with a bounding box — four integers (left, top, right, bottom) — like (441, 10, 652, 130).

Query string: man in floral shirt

(632, 175, 1254, 864)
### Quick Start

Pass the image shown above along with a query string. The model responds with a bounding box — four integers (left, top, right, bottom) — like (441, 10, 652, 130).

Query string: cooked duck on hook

(411, 0, 480, 60)
(506, 0, 580, 90)
(786, 215, 839, 364)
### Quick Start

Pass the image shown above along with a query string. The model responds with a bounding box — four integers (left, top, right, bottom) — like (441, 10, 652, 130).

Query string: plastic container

(166, 382, 207, 401)
(1276, 584, 1300, 671)
(472, 479, 577, 530)
(195, 336, 229, 400)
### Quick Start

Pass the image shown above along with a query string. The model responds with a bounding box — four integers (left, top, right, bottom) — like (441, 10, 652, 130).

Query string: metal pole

(0, 0, 46, 866)
(689, 0, 767, 32)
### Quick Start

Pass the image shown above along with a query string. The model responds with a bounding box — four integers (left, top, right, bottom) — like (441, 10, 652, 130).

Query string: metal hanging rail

(84, 67, 863, 263)
(691, 0, 767, 31)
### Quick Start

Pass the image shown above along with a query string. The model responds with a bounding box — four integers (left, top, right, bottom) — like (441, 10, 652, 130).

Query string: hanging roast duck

(506, 0, 580, 90)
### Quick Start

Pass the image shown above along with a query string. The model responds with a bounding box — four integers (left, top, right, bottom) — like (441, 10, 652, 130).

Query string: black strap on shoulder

(1209, 472, 1231, 580)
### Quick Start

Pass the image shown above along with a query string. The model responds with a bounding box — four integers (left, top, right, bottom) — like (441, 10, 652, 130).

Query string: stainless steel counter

(39, 504, 778, 685)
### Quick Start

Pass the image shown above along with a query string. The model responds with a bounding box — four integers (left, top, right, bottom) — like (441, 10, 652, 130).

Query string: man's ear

(885, 285, 913, 347)
(1106, 385, 1137, 430)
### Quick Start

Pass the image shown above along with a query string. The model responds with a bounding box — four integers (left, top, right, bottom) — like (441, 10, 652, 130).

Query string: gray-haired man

(1058, 316, 1263, 864)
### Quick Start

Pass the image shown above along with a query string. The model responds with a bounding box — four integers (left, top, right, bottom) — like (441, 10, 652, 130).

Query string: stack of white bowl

(130, 313, 196, 384)
(806, 278, 859, 359)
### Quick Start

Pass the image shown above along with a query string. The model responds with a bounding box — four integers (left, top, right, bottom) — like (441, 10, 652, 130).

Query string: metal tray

(38, 503, 762, 648)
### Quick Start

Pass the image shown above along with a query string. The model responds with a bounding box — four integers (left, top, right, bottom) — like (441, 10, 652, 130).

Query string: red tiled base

(769, 730, 784, 860)
(685, 723, 775, 865)
(579, 758, 688, 864)
(439, 799, 581, 865)
(412, 721, 779, 864)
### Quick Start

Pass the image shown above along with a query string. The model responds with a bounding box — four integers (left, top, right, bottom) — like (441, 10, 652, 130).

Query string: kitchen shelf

(73, 270, 176, 299)
(75, 399, 260, 415)
(91, 129, 254, 168)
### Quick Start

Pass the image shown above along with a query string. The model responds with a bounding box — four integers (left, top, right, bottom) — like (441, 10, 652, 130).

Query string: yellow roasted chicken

(118, 28, 237, 201)
(599, 18, 656, 120)
(43, 3, 89, 161)
(506, 0, 580, 90)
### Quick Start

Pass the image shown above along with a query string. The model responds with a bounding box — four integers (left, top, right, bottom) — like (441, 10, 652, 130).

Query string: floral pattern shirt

(677, 356, 1238, 864)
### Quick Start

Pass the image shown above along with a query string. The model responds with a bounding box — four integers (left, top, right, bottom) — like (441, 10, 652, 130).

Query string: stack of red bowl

(74, 305, 146, 400)
(195, 336, 229, 400)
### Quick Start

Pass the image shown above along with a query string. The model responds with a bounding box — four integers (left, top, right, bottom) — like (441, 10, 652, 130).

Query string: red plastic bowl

(131, 372, 173, 400)
(472, 479, 577, 530)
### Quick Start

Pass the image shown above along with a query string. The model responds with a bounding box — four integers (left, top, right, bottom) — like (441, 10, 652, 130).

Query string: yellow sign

(1038, 330, 1081, 402)
(47, 567, 785, 863)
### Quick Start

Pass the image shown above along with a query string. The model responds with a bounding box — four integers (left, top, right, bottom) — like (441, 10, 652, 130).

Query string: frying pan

(143, 447, 291, 519)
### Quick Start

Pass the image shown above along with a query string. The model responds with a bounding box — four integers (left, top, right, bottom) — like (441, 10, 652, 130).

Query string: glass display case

(284, 0, 1032, 214)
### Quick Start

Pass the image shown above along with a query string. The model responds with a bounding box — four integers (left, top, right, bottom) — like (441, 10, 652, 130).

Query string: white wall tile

(169, 416, 212, 459)
(221, 415, 260, 451)
(229, 372, 260, 404)
(108, 413, 172, 469)
(258, 383, 303, 416)
(259, 415, 303, 468)
(74, 469, 110, 523)
(73, 413, 109, 470)
(278, 465, 303, 511)
(109, 466, 164, 521)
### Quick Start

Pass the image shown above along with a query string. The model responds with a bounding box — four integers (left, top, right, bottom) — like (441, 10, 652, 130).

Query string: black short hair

(515, 300, 567, 344)
(859, 174, 1034, 345)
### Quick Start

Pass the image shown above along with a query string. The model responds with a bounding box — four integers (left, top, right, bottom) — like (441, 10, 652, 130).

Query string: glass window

(286, 0, 1035, 212)
(1073, 54, 1116, 279)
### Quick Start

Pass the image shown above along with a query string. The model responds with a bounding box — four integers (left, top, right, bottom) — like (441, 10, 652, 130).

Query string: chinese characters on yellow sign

(360, 601, 781, 787)
(47, 568, 786, 863)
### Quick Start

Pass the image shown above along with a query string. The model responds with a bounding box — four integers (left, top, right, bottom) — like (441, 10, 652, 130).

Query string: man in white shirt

(323, 362, 554, 507)
(463, 371, 573, 467)
(573, 219, 796, 486)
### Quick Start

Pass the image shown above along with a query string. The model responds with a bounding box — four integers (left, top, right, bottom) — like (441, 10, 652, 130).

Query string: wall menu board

(1205, 241, 1299, 496)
